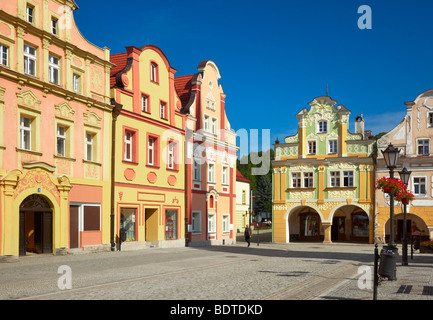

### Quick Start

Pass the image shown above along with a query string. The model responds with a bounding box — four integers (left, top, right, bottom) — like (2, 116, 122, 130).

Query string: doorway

(331, 217, 346, 241)
(145, 208, 158, 241)
(19, 194, 53, 256)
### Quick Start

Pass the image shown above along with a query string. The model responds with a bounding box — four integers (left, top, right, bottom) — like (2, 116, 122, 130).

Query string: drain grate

(397, 285, 412, 294)
(422, 286, 433, 296)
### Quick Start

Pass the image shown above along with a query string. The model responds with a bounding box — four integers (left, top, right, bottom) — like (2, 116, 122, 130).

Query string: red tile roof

(174, 74, 194, 109)
(110, 52, 128, 87)
(236, 169, 250, 183)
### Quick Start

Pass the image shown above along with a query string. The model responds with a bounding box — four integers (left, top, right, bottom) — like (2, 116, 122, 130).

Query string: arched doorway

(386, 213, 429, 243)
(19, 194, 53, 256)
(287, 206, 322, 242)
(330, 205, 370, 243)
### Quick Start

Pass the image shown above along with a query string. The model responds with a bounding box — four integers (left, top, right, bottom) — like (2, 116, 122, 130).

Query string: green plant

(395, 188, 415, 204)
(420, 240, 433, 249)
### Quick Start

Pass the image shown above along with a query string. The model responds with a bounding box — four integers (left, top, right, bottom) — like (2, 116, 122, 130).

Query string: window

(343, 171, 354, 187)
(318, 120, 327, 133)
(304, 172, 314, 188)
(191, 211, 201, 233)
(150, 62, 158, 82)
(211, 118, 217, 135)
(0, 45, 8, 66)
(51, 18, 58, 35)
(329, 140, 338, 154)
(20, 116, 32, 150)
(242, 190, 246, 204)
(292, 172, 301, 188)
(165, 209, 178, 240)
(429, 113, 433, 127)
(57, 125, 66, 156)
(204, 115, 210, 132)
(208, 163, 215, 183)
(167, 141, 175, 169)
(208, 213, 216, 233)
(120, 208, 136, 241)
(222, 166, 229, 185)
(49, 54, 59, 84)
(330, 171, 340, 187)
(24, 44, 36, 76)
(73, 74, 80, 93)
(85, 132, 94, 161)
(147, 137, 155, 165)
(141, 94, 149, 113)
(26, 5, 34, 23)
(160, 102, 166, 119)
(222, 214, 230, 233)
(308, 141, 316, 154)
(413, 177, 426, 196)
(193, 159, 201, 181)
(417, 139, 429, 155)
(124, 131, 133, 161)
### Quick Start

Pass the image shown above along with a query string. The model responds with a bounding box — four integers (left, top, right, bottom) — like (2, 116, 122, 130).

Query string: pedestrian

(244, 225, 252, 247)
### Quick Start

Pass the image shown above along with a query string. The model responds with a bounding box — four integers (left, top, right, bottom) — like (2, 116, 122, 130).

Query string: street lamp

(398, 167, 411, 266)
(381, 143, 400, 249)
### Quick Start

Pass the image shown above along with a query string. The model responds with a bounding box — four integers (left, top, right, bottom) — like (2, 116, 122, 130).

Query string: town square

(0, 0, 432, 310)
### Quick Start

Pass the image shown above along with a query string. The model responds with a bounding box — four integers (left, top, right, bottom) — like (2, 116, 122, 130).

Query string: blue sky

(74, 0, 433, 156)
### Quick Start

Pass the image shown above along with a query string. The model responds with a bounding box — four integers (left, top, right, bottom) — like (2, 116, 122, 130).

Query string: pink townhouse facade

(175, 61, 238, 246)
(0, 0, 114, 259)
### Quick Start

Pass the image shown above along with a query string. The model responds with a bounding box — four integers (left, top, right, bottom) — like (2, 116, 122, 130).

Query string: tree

(254, 174, 272, 214)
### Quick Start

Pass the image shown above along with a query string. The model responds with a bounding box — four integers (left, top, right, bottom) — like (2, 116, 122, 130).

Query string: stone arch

(283, 204, 324, 243)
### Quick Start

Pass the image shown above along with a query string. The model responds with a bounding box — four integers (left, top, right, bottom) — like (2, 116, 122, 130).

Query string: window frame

(417, 139, 429, 156)
(208, 213, 216, 234)
(208, 162, 215, 183)
(56, 125, 66, 157)
(48, 53, 60, 85)
(193, 158, 201, 181)
(412, 176, 427, 197)
(222, 165, 229, 185)
(308, 140, 317, 155)
(141, 94, 150, 113)
(191, 211, 201, 234)
(20, 115, 32, 150)
(0, 44, 8, 66)
(26, 5, 34, 24)
(222, 214, 230, 233)
(51, 17, 58, 35)
(328, 139, 338, 154)
(318, 120, 327, 134)
(159, 101, 167, 119)
(150, 61, 158, 83)
(24, 43, 36, 76)
(85, 132, 94, 161)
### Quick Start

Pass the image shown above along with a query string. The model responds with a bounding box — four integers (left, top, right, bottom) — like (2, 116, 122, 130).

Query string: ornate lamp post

(381, 143, 400, 249)
(398, 167, 411, 266)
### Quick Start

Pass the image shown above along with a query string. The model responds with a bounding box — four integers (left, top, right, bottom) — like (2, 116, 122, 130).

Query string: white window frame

(160, 102, 166, 119)
(222, 214, 230, 233)
(148, 137, 155, 166)
(191, 211, 201, 234)
(208, 163, 215, 183)
(124, 131, 132, 161)
(167, 141, 174, 169)
(204, 114, 210, 132)
(49, 54, 60, 84)
(304, 172, 314, 188)
(142, 94, 148, 112)
(72, 74, 80, 93)
(412, 176, 427, 197)
(222, 165, 229, 185)
(24, 44, 36, 76)
(208, 213, 216, 234)
(343, 171, 354, 187)
(211, 117, 217, 135)
(150, 63, 157, 82)
(308, 140, 316, 155)
(292, 172, 301, 188)
(330, 171, 340, 187)
(428, 112, 433, 128)
(417, 139, 429, 156)
(26, 5, 34, 23)
(318, 120, 327, 133)
(20, 116, 32, 150)
(85, 132, 94, 161)
(57, 125, 66, 156)
(0, 45, 8, 66)
(51, 18, 58, 35)
(193, 158, 201, 181)
(328, 139, 338, 154)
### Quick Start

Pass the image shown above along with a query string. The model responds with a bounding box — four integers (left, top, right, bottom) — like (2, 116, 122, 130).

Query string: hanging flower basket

(375, 177, 405, 194)
(420, 240, 433, 253)
(395, 188, 415, 205)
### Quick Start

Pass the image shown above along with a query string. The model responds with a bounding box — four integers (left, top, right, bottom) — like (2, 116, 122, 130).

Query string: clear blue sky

(74, 0, 433, 156)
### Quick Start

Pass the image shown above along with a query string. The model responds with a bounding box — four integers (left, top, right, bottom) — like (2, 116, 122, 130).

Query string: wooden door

(70, 206, 79, 248)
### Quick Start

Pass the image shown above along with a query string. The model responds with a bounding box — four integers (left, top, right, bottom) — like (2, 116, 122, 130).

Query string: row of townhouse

(272, 94, 433, 244)
(0, 0, 245, 260)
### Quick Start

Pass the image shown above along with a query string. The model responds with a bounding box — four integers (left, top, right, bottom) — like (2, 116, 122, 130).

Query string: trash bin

(378, 246, 399, 281)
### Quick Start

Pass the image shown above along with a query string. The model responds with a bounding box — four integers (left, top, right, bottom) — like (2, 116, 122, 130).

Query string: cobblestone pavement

(0, 232, 431, 301)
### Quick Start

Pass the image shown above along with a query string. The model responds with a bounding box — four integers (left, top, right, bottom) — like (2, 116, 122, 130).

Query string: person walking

(244, 225, 252, 247)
